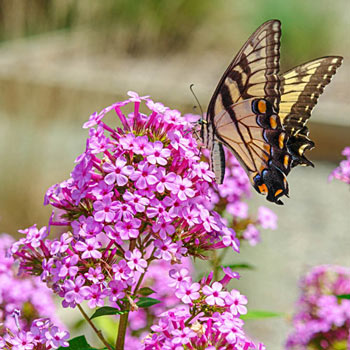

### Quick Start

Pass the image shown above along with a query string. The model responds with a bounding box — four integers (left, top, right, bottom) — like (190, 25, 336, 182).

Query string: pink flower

(174, 176, 195, 201)
(93, 195, 119, 223)
(130, 162, 158, 189)
(125, 249, 147, 273)
(145, 141, 171, 166)
(116, 218, 142, 240)
(202, 282, 227, 306)
(257, 206, 278, 230)
(175, 282, 200, 304)
(123, 191, 150, 213)
(103, 157, 134, 186)
(226, 289, 248, 315)
(75, 237, 102, 259)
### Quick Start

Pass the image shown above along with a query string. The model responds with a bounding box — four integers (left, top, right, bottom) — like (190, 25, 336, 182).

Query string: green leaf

(241, 310, 283, 320)
(136, 297, 161, 308)
(90, 306, 127, 320)
(337, 294, 350, 299)
(224, 263, 255, 270)
(138, 287, 156, 296)
(57, 335, 98, 350)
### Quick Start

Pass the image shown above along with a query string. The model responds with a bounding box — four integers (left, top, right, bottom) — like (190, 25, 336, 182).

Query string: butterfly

(200, 19, 342, 204)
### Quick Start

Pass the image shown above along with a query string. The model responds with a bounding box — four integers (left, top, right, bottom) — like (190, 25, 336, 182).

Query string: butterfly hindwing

(280, 56, 343, 167)
(214, 98, 290, 204)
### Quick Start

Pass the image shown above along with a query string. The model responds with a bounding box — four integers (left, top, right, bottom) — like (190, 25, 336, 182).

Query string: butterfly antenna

(190, 84, 204, 117)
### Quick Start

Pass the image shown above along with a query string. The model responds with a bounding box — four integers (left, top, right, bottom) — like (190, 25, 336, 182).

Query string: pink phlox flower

(45, 326, 70, 348)
(74, 237, 102, 259)
(257, 206, 278, 230)
(127, 90, 149, 102)
(155, 169, 177, 193)
(192, 162, 215, 182)
(50, 232, 72, 255)
(227, 201, 248, 219)
(85, 266, 105, 284)
(108, 280, 126, 302)
(153, 219, 175, 239)
(222, 226, 240, 251)
(104, 225, 123, 245)
(153, 238, 179, 261)
(164, 109, 184, 125)
(63, 276, 89, 306)
(217, 313, 245, 344)
(317, 295, 345, 327)
(88, 126, 111, 154)
(112, 259, 133, 281)
(146, 100, 168, 114)
(199, 208, 220, 232)
(103, 157, 134, 186)
(226, 289, 248, 315)
(243, 224, 260, 246)
(202, 282, 227, 306)
(81, 284, 108, 309)
(114, 201, 135, 222)
(57, 254, 79, 278)
(119, 133, 136, 151)
(125, 249, 147, 273)
(169, 268, 192, 288)
(71, 155, 92, 189)
(175, 282, 200, 304)
(93, 195, 119, 223)
(18, 224, 48, 248)
(171, 326, 196, 345)
(173, 176, 195, 201)
(83, 111, 102, 129)
(146, 199, 170, 221)
(4, 330, 34, 349)
(144, 141, 171, 166)
(133, 135, 150, 155)
(220, 267, 240, 286)
(130, 162, 158, 190)
(123, 191, 150, 213)
(182, 206, 201, 227)
(116, 218, 141, 240)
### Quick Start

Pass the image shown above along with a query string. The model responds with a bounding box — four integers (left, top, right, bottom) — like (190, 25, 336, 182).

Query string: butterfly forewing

(207, 19, 281, 121)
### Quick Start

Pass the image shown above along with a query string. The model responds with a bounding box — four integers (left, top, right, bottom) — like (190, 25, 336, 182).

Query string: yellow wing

(279, 56, 343, 166)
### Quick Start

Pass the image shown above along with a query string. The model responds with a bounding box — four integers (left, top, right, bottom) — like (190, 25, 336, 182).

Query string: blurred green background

(1, 1, 349, 349)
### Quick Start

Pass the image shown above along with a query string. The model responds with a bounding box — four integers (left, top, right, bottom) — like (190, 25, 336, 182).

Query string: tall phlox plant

(10, 91, 270, 349)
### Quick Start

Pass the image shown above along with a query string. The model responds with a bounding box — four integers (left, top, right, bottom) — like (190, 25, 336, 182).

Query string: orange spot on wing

(270, 116, 277, 129)
(258, 99, 267, 114)
(274, 189, 283, 197)
(278, 133, 285, 149)
(258, 183, 268, 194)
(284, 155, 290, 168)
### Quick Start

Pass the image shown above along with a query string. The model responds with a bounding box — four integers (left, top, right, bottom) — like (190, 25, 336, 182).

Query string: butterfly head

(252, 167, 289, 205)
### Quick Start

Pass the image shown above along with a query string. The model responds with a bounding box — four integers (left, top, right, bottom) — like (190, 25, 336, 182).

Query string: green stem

(77, 304, 113, 350)
(115, 312, 129, 350)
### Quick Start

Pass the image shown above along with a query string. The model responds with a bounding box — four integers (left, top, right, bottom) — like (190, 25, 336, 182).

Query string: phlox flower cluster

(0, 234, 61, 335)
(286, 264, 350, 350)
(1, 318, 69, 350)
(125, 258, 193, 347)
(215, 151, 278, 246)
(11, 92, 240, 312)
(143, 267, 264, 350)
(329, 147, 350, 185)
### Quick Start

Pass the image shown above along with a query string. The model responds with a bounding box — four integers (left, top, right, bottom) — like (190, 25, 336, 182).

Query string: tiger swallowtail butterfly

(201, 19, 342, 205)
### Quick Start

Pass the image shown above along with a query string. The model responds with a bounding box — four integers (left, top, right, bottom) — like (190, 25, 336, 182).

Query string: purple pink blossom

(286, 264, 350, 350)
